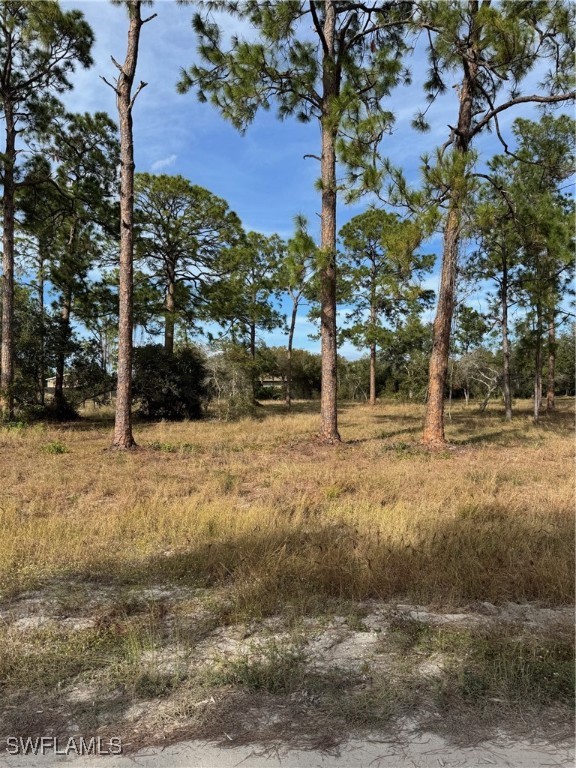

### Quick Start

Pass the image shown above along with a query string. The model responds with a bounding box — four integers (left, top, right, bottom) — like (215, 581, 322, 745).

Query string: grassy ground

(0, 398, 573, 750)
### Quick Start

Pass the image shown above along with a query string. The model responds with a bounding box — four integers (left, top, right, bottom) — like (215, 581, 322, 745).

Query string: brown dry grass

(0, 398, 573, 609)
(0, 397, 574, 749)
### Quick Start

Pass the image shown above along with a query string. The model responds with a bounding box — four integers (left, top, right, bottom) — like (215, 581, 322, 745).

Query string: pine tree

(178, 0, 412, 442)
(0, 1, 93, 418)
(280, 216, 316, 408)
(134, 173, 242, 353)
(102, 0, 156, 449)
(338, 209, 434, 405)
(414, 0, 575, 445)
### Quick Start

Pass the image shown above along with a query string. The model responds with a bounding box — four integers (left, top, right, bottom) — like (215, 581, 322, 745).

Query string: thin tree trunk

(249, 321, 256, 360)
(369, 256, 377, 406)
(286, 300, 298, 408)
(249, 319, 258, 402)
(1, 102, 16, 420)
(164, 269, 175, 353)
(319, 0, 340, 443)
(534, 303, 542, 423)
(501, 254, 512, 421)
(38, 245, 46, 406)
(546, 311, 555, 412)
(369, 342, 377, 406)
(447, 357, 454, 421)
(111, 0, 153, 449)
(54, 294, 71, 414)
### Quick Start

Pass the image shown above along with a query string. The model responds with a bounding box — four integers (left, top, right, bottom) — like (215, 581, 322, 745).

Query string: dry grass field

(0, 398, 573, 751)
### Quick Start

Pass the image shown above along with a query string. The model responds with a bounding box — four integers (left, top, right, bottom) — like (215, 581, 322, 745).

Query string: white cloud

(150, 153, 177, 172)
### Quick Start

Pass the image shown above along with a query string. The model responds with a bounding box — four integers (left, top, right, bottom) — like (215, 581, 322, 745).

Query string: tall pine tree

(0, 1, 93, 418)
(178, 0, 412, 442)
(414, 0, 575, 445)
(102, 0, 156, 449)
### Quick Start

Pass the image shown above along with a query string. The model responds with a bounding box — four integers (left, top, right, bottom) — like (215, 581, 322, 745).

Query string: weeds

(209, 639, 306, 694)
(434, 628, 575, 709)
(40, 440, 69, 455)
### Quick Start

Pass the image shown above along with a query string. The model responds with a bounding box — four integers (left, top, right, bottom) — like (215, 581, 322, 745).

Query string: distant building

(259, 374, 284, 389)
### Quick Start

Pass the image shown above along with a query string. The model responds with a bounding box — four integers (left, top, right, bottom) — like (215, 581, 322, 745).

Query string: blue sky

(59, 1, 569, 359)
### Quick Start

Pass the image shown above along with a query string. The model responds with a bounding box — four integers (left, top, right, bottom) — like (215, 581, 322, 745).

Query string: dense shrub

(133, 344, 207, 420)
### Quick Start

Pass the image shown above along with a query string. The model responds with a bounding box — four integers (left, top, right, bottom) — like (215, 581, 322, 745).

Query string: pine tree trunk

(54, 294, 72, 414)
(501, 253, 512, 421)
(164, 269, 175, 353)
(422, 5, 477, 446)
(423, 204, 460, 445)
(546, 312, 555, 412)
(38, 245, 46, 406)
(112, 0, 147, 449)
(369, 257, 377, 406)
(369, 342, 377, 406)
(318, 0, 340, 443)
(533, 303, 542, 423)
(286, 301, 298, 408)
(1, 102, 16, 420)
(249, 320, 257, 402)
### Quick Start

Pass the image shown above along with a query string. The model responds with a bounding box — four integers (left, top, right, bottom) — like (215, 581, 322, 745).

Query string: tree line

(0, 1, 574, 449)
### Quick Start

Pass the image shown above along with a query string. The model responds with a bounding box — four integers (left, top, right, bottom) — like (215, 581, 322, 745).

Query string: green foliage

(555, 325, 576, 396)
(67, 341, 116, 404)
(204, 343, 260, 419)
(133, 344, 208, 421)
(210, 639, 306, 695)
(134, 173, 243, 347)
(338, 209, 434, 365)
(41, 441, 70, 455)
(377, 317, 434, 400)
(0, 3, 94, 123)
(264, 347, 322, 400)
(180, 2, 412, 202)
(205, 231, 285, 348)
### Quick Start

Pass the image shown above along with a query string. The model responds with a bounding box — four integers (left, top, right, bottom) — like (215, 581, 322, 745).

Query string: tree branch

(129, 80, 148, 110)
(309, 1, 328, 57)
(472, 91, 576, 138)
(100, 75, 118, 94)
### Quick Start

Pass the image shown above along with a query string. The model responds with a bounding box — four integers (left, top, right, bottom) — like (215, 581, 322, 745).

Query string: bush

(204, 347, 258, 420)
(133, 344, 207, 420)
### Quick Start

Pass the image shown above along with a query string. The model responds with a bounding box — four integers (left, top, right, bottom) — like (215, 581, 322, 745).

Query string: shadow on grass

(1, 507, 573, 751)
(12, 500, 568, 615)
(0, 501, 573, 744)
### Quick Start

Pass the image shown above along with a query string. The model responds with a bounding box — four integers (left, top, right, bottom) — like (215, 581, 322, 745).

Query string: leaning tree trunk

(285, 300, 298, 408)
(501, 252, 512, 421)
(0, 102, 16, 420)
(546, 311, 555, 412)
(111, 0, 152, 449)
(318, 0, 340, 443)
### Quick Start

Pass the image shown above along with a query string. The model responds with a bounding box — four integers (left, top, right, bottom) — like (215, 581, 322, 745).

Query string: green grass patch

(40, 440, 70, 455)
